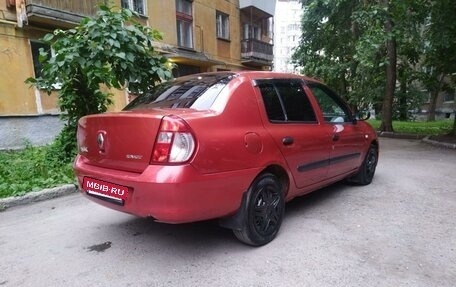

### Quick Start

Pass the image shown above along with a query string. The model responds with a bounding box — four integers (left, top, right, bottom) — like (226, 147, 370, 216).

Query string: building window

(216, 11, 229, 40)
(30, 41, 62, 89)
(243, 24, 261, 40)
(121, 0, 145, 15)
(176, 0, 193, 48)
(443, 92, 455, 103)
(30, 41, 50, 78)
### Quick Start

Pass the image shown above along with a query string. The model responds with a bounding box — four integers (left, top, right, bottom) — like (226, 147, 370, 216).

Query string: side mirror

(355, 110, 371, 121)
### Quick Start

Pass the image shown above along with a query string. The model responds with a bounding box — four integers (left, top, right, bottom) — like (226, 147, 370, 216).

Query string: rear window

(124, 73, 234, 111)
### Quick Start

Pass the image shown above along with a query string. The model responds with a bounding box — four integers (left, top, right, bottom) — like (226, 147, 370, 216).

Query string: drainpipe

(195, 25, 204, 53)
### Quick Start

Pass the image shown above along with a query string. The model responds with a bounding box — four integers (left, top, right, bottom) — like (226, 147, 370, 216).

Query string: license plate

(83, 177, 128, 203)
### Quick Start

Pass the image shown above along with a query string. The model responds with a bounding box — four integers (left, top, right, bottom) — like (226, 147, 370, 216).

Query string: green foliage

(26, 4, 173, 159)
(293, 0, 456, 134)
(0, 145, 75, 199)
(420, 0, 456, 121)
(367, 119, 452, 135)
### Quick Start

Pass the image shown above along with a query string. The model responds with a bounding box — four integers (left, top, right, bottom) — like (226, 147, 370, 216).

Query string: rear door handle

(282, 136, 294, 146)
(332, 133, 340, 141)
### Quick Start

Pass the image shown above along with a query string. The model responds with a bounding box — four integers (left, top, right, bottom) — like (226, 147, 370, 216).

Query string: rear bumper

(74, 155, 260, 223)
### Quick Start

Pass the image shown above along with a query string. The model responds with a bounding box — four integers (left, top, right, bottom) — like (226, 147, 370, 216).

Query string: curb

(377, 131, 425, 140)
(377, 132, 456, 149)
(422, 136, 456, 149)
(0, 184, 78, 211)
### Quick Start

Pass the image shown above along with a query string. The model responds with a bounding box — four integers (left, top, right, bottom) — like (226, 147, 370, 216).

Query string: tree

(26, 5, 173, 160)
(292, 0, 363, 102)
(420, 0, 456, 125)
(293, 0, 432, 132)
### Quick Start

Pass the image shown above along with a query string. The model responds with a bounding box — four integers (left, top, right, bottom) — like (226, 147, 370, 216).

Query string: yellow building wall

(0, 24, 38, 115)
(0, 0, 243, 116)
(193, 0, 242, 70)
(147, 0, 178, 46)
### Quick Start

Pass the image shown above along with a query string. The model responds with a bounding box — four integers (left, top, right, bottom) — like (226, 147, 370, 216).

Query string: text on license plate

(83, 177, 128, 201)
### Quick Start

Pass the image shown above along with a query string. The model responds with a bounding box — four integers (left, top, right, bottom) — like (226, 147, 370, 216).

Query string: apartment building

(273, 0, 302, 73)
(0, 0, 275, 148)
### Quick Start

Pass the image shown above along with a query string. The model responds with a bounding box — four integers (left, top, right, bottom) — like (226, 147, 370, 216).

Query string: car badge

(97, 132, 105, 151)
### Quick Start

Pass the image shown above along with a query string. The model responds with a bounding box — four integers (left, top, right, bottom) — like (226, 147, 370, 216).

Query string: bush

(367, 119, 452, 135)
(26, 4, 172, 161)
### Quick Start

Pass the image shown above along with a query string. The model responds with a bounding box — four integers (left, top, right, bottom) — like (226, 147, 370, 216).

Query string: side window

(259, 83, 285, 121)
(258, 80, 317, 123)
(310, 85, 351, 123)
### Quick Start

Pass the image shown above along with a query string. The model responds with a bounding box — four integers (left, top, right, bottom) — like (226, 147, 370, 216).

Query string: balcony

(241, 38, 273, 67)
(239, 0, 275, 17)
(25, 0, 100, 28)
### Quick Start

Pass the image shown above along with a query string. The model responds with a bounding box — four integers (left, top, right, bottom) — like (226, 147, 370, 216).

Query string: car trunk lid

(77, 112, 164, 173)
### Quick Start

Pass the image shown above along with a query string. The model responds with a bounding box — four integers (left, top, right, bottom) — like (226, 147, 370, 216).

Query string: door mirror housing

(355, 110, 371, 121)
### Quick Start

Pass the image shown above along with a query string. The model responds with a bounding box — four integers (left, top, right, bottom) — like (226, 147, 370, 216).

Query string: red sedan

(74, 71, 378, 246)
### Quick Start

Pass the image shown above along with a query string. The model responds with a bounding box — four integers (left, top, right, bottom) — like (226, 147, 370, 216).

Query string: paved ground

(0, 138, 455, 286)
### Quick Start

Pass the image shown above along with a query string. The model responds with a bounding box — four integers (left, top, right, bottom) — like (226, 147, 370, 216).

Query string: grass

(0, 145, 75, 199)
(367, 119, 453, 135)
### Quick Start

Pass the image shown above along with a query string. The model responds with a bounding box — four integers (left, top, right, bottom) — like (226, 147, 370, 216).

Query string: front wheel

(233, 173, 285, 246)
(348, 144, 378, 185)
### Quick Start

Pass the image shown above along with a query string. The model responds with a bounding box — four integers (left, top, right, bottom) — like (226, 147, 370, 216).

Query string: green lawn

(367, 119, 453, 135)
(0, 145, 75, 199)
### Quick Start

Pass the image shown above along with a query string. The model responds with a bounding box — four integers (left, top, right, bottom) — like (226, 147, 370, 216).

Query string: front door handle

(332, 133, 340, 141)
(282, 136, 294, 146)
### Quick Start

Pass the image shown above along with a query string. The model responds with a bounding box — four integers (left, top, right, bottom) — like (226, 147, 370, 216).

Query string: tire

(348, 144, 378, 185)
(233, 173, 285, 246)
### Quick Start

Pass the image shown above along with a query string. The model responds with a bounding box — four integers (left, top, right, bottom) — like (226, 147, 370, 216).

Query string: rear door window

(257, 79, 317, 123)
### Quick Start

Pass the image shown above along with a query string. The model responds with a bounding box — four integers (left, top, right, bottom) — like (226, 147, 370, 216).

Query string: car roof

(186, 71, 323, 85)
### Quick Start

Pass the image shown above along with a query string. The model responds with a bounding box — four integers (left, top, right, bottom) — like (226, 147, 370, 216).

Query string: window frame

(30, 40, 50, 79)
(121, 0, 146, 16)
(256, 79, 318, 124)
(176, 0, 194, 49)
(308, 83, 355, 124)
(443, 92, 455, 103)
(30, 40, 62, 90)
(216, 11, 230, 40)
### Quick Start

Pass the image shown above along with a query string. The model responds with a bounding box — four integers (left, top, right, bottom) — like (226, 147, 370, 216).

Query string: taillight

(151, 116, 196, 164)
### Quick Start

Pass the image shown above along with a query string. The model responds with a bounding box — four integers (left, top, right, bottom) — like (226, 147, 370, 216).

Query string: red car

(74, 71, 378, 246)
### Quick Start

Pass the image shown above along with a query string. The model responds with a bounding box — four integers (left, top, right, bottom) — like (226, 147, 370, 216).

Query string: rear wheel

(233, 173, 284, 246)
(348, 144, 378, 185)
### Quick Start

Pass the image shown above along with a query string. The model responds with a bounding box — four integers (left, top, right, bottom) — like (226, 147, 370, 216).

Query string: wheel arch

(219, 164, 290, 231)
(370, 139, 379, 156)
(260, 164, 290, 198)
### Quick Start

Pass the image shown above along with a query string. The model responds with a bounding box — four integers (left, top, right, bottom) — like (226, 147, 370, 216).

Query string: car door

(256, 79, 332, 189)
(308, 84, 366, 178)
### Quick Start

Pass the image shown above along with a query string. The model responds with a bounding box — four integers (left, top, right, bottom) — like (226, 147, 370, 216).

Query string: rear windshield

(123, 73, 234, 111)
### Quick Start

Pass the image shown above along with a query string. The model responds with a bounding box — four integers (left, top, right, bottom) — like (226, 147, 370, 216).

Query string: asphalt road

(0, 138, 455, 287)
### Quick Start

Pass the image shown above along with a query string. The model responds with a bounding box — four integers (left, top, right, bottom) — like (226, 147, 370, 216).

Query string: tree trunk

(427, 89, 439, 121)
(427, 73, 445, 122)
(451, 92, 456, 137)
(379, 2, 396, 132)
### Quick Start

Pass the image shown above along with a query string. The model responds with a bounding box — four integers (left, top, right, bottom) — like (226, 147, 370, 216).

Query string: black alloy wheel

(233, 173, 284, 246)
(364, 146, 377, 181)
(348, 144, 378, 185)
